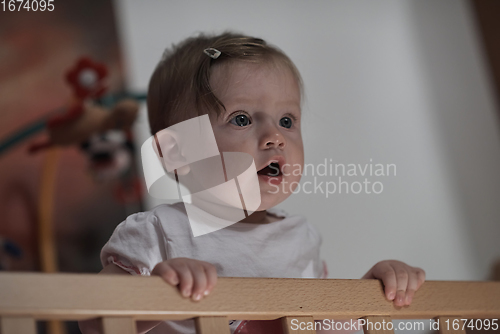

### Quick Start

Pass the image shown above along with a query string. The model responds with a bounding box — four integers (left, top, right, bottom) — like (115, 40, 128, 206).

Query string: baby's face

(209, 61, 304, 211)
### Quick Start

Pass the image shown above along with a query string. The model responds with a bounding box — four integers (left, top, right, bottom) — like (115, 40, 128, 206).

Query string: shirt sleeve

(100, 211, 167, 276)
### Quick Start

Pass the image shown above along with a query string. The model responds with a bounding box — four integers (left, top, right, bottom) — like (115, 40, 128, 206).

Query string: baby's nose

(261, 131, 286, 150)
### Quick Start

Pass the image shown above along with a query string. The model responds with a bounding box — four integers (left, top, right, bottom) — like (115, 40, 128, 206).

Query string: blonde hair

(147, 31, 303, 135)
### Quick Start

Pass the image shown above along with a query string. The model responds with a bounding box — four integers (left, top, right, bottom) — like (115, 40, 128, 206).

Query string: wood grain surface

(0, 273, 499, 321)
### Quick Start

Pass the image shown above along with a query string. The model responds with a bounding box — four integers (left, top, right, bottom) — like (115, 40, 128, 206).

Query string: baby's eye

(230, 114, 251, 127)
(279, 116, 293, 129)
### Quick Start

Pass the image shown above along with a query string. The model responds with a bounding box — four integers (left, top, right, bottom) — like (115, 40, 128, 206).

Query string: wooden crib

(0, 272, 499, 334)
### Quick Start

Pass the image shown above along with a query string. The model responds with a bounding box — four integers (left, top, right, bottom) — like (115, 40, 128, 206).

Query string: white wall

(115, 0, 500, 280)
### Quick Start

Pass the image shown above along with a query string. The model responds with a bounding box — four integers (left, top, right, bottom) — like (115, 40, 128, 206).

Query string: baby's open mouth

(257, 162, 281, 177)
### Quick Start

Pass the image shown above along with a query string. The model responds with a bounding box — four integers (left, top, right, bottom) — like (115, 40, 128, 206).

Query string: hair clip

(203, 48, 221, 59)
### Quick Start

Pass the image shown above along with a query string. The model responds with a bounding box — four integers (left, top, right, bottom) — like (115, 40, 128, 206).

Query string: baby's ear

(152, 130, 190, 175)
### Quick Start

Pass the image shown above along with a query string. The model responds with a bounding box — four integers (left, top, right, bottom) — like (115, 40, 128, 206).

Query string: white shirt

(101, 202, 326, 333)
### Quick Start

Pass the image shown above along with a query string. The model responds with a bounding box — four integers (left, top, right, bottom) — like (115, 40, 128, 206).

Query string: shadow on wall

(407, 0, 500, 280)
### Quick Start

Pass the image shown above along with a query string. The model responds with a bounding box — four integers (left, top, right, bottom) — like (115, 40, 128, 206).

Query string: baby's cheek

(289, 173, 303, 192)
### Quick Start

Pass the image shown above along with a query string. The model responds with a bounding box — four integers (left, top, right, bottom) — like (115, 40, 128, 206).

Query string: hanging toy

(28, 57, 137, 152)
(0, 57, 146, 156)
(80, 129, 135, 182)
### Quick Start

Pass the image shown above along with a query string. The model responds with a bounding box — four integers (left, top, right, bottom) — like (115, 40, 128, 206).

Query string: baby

(79, 32, 425, 334)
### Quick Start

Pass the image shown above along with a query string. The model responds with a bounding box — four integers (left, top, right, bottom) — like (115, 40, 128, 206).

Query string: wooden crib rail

(0, 272, 499, 334)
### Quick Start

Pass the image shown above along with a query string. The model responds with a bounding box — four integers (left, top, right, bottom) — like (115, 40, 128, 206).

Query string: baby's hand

(361, 260, 425, 307)
(152, 258, 218, 302)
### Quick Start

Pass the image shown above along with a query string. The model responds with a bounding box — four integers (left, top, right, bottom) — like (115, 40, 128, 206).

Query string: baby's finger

(153, 262, 179, 286)
(373, 263, 397, 301)
(405, 270, 419, 306)
(173, 263, 194, 298)
(189, 262, 208, 301)
(202, 263, 218, 296)
(416, 268, 426, 290)
(394, 267, 409, 307)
